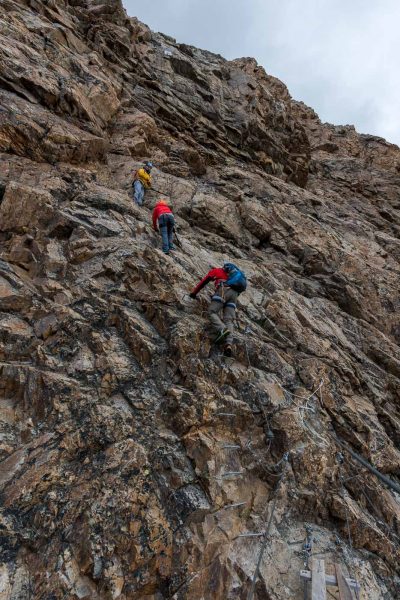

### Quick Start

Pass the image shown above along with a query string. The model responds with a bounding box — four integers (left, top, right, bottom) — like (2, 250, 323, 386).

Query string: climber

(152, 198, 175, 254)
(132, 161, 153, 206)
(189, 263, 247, 357)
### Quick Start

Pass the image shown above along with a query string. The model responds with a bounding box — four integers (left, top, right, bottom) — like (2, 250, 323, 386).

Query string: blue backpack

(224, 263, 247, 293)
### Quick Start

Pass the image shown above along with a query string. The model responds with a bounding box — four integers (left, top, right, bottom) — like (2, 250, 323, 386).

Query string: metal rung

(221, 444, 241, 449)
(216, 412, 236, 417)
(223, 502, 247, 509)
(237, 532, 265, 538)
(221, 471, 243, 477)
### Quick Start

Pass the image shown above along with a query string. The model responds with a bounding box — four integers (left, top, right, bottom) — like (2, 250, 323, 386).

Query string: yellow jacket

(136, 168, 152, 188)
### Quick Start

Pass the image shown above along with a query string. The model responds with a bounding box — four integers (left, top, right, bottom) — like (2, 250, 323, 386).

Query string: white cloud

(123, 0, 400, 145)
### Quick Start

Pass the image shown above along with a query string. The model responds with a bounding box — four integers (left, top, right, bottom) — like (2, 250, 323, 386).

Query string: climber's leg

(166, 214, 175, 250)
(133, 180, 144, 206)
(222, 288, 238, 345)
(158, 214, 170, 253)
(209, 290, 227, 340)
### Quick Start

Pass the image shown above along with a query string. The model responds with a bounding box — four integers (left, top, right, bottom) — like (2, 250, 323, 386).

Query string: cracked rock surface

(0, 1, 399, 599)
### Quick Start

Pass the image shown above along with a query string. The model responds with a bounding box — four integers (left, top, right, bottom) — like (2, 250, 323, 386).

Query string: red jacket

(191, 268, 228, 297)
(152, 202, 173, 230)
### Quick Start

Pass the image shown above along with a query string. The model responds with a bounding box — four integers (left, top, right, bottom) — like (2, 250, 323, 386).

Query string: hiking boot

(163, 250, 170, 255)
(214, 328, 230, 345)
(169, 244, 175, 250)
(224, 344, 233, 357)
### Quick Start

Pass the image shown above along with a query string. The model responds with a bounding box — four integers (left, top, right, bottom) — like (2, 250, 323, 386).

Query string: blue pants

(158, 213, 175, 253)
(133, 180, 145, 206)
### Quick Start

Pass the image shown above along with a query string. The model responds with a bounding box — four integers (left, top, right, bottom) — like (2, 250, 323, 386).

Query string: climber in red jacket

(190, 267, 228, 298)
(189, 265, 235, 356)
(152, 199, 175, 254)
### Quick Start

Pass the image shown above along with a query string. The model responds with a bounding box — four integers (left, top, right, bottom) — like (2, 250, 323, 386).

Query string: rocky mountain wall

(0, 1, 399, 599)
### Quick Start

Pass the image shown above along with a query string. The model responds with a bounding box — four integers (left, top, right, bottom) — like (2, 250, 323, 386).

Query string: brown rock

(0, 1, 399, 599)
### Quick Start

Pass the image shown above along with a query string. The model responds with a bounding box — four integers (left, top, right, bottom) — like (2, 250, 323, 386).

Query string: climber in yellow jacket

(132, 161, 153, 206)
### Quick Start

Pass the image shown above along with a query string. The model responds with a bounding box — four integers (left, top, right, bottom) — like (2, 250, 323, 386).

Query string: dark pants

(209, 286, 238, 344)
(158, 213, 175, 253)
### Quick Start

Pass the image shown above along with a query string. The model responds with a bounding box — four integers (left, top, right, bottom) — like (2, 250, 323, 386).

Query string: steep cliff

(0, 1, 399, 599)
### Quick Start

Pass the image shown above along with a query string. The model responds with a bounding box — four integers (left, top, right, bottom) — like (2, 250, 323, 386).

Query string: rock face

(0, 1, 399, 599)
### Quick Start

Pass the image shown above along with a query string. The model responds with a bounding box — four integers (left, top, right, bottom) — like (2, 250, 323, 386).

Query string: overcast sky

(123, 0, 400, 146)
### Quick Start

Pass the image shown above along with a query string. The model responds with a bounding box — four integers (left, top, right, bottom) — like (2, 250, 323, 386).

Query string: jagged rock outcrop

(0, 1, 399, 599)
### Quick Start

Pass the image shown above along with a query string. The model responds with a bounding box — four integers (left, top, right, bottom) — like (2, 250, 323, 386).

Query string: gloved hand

(189, 292, 197, 299)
